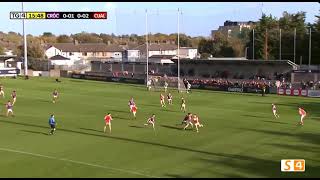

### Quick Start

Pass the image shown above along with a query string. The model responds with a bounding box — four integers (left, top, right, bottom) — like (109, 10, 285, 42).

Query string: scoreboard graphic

(10, 12, 107, 20)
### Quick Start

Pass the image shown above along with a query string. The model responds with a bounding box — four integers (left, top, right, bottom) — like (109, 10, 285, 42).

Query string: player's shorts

(50, 124, 56, 129)
(13, 97, 16, 101)
(105, 122, 111, 125)
(194, 122, 201, 126)
(148, 120, 154, 124)
(53, 95, 58, 98)
(181, 104, 186, 108)
(0, 90, 4, 94)
(272, 110, 276, 114)
(7, 109, 13, 113)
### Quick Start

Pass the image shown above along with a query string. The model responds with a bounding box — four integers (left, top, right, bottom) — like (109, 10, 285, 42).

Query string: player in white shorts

(144, 114, 156, 130)
(52, 89, 59, 103)
(272, 104, 280, 118)
(181, 97, 186, 113)
(11, 90, 17, 105)
(0, 85, 4, 98)
(192, 114, 203, 133)
(160, 94, 166, 107)
(183, 113, 194, 130)
(167, 93, 173, 105)
(5, 100, 14, 117)
(147, 79, 152, 91)
(187, 82, 191, 93)
(131, 105, 137, 119)
(128, 97, 135, 112)
(164, 81, 168, 93)
(297, 107, 307, 126)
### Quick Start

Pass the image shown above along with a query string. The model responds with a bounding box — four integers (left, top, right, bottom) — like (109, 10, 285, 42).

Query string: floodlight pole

(22, 2, 28, 76)
(279, 28, 281, 60)
(308, 28, 311, 68)
(252, 29, 255, 60)
(145, 9, 149, 86)
(177, 8, 180, 91)
(293, 28, 296, 64)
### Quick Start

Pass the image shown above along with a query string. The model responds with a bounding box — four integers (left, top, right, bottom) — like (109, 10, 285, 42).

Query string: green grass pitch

(0, 77, 319, 178)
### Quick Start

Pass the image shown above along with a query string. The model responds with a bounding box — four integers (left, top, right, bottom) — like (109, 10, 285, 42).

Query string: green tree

(0, 46, 4, 55)
(72, 32, 103, 43)
(57, 35, 73, 43)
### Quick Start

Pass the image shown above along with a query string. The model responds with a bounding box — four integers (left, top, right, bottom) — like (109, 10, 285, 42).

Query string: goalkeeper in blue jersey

(48, 114, 57, 135)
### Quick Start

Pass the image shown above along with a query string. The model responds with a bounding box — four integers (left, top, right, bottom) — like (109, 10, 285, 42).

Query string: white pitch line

(0, 147, 160, 178)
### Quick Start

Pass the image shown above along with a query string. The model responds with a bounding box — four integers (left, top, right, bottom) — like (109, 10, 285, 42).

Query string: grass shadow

(113, 116, 130, 121)
(108, 109, 130, 114)
(161, 124, 192, 131)
(164, 174, 189, 178)
(79, 127, 102, 133)
(242, 114, 269, 119)
(129, 125, 144, 129)
(262, 120, 289, 125)
(20, 130, 48, 135)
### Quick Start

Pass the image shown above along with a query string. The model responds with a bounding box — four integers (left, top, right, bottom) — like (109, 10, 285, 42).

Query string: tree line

(0, 10, 319, 64)
(198, 11, 320, 64)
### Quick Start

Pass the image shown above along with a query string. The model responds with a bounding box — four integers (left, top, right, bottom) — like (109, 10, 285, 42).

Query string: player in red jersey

(297, 107, 307, 126)
(144, 114, 156, 130)
(160, 93, 166, 107)
(131, 105, 138, 119)
(128, 97, 135, 112)
(167, 93, 173, 105)
(192, 114, 203, 133)
(272, 104, 280, 118)
(104, 113, 113, 133)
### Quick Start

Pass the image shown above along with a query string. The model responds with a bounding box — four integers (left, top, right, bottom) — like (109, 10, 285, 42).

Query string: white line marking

(0, 147, 160, 178)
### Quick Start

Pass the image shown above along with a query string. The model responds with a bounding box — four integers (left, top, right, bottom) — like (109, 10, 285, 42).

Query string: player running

(297, 107, 307, 126)
(128, 97, 136, 112)
(5, 100, 14, 117)
(147, 79, 152, 91)
(272, 103, 280, 118)
(48, 114, 57, 135)
(167, 93, 173, 105)
(180, 97, 186, 113)
(0, 84, 4, 98)
(131, 104, 138, 119)
(183, 113, 194, 130)
(187, 82, 191, 93)
(11, 90, 17, 105)
(181, 113, 192, 125)
(144, 114, 156, 130)
(160, 93, 166, 107)
(192, 114, 204, 133)
(164, 81, 168, 93)
(52, 89, 59, 103)
(104, 113, 113, 134)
